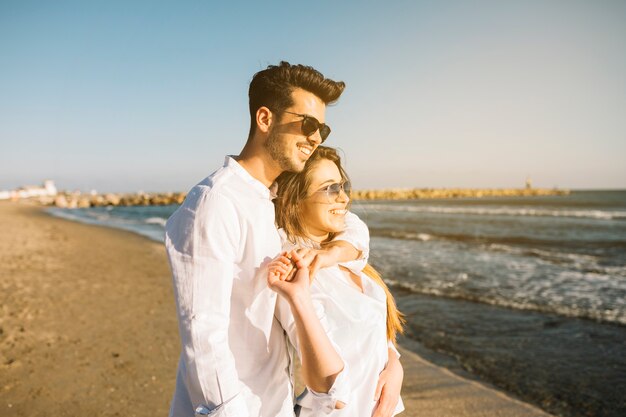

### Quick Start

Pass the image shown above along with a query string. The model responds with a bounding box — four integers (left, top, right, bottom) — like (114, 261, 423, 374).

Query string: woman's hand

(372, 347, 403, 417)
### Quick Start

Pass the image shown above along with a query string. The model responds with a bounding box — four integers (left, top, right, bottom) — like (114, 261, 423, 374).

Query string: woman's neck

(304, 229, 329, 245)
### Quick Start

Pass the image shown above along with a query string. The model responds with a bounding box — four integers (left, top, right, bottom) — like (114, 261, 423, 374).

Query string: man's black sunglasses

(283, 111, 331, 142)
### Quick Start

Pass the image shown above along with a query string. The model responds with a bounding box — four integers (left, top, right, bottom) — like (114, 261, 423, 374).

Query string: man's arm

(165, 190, 247, 416)
(308, 211, 370, 277)
(372, 346, 404, 417)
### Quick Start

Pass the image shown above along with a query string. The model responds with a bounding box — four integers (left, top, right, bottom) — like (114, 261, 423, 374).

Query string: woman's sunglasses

(313, 181, 351, 202)
(283, 111, 331, 142)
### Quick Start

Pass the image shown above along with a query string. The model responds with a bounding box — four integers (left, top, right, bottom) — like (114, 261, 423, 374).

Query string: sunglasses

(283, 111, 331, 142)
(313, 181, 351, 202)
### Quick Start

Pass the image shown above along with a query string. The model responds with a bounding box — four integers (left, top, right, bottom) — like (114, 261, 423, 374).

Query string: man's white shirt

(165, 156, 368, 417)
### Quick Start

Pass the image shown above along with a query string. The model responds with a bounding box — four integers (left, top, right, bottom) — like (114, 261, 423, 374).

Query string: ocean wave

(144, 217, 167, 227)
(385, 278, 626, 325)
(48, 208, 165, 242)
(371, 230, 433, 241)
(48, 208, 112, 224)
(370, 228, 626, 251)
(485, 244, 626, 276)
(356, 204, 626, 220)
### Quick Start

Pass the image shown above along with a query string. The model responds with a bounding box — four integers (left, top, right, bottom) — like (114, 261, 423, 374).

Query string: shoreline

(0, 201, 552, 416)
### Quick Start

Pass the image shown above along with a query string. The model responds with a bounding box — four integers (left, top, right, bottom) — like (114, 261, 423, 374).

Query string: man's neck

(235, 147, 281, 188)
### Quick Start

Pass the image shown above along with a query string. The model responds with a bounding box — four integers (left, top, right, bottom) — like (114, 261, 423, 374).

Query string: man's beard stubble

(264, 128, 304, 173)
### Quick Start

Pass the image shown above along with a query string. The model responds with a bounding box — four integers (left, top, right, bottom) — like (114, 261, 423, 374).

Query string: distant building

(525, 177, 533, 189)
(0, 180, 58, 200)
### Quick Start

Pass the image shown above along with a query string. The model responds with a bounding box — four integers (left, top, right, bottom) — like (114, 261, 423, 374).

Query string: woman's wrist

(287, 289, 313, 311)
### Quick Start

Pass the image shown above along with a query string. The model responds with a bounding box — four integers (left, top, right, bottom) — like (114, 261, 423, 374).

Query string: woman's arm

(268, 251, 345, 393)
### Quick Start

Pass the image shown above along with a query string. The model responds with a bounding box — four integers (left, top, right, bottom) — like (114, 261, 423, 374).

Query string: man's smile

(297, 143, 313, 156)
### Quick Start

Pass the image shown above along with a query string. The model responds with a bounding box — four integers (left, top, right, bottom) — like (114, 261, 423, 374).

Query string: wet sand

(0, 202, 552, 416)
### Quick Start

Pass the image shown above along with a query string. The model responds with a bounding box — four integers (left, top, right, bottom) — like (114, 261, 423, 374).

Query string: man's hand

(267, 251, 313, 301)
(372, 347, 403, 417)
(268, 252, 296, 282)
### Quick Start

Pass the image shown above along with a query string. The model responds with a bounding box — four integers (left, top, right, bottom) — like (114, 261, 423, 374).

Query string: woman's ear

(256, 106, 273, 134)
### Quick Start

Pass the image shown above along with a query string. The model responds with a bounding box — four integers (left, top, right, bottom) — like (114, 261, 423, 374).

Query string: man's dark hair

(247, 61, 346, 140)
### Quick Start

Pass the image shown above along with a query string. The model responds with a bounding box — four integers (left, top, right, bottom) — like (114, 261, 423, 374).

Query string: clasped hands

(267, 241, 360, 296)
(267, 248, 317, 300)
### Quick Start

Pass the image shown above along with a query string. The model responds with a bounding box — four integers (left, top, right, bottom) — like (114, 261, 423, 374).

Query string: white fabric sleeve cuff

(335, 211, 369, 254)
(297, 365, 350, 414)
(394, 396, 405, 416)
(336, 212, 370, 274)
(388, 341, 401, 359)
(193, 391, 249, 417)
(339, 258, 367, 275)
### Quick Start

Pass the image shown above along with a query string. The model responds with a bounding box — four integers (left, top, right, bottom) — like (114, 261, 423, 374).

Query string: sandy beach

(0, 202, 553, 416)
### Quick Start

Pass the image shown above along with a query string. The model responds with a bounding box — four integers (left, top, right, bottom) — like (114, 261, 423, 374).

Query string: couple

(165, 62, 404, 417)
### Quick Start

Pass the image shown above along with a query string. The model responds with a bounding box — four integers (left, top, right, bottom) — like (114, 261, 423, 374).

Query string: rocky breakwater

(351, 187, 569, 200)
(50, 192, 187, 208)
(43, 187, 569, 208)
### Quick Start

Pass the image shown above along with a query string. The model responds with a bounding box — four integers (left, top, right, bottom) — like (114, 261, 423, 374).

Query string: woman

(268, 146, 405, 416)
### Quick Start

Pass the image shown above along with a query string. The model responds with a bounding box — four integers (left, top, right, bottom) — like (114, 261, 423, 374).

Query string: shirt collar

(224, 155, 274, 200)
(278, 228, 322, 250)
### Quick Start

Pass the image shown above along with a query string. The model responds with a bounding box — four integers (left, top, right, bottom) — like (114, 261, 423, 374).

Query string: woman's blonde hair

(361, 264, 406, 344)
(274, 146, 405, 344)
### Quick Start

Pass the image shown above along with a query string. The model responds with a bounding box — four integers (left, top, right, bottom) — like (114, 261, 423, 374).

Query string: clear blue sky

(1, 0, 625, 192)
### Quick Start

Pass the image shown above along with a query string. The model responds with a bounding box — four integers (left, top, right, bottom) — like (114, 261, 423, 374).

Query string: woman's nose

(337, 188, 350, 203)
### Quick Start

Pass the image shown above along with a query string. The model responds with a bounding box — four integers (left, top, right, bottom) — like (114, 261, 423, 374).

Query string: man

(165, 62, 367, 416)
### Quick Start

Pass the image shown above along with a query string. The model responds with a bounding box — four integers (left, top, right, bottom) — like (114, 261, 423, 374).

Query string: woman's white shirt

(275, 230, 404, 416)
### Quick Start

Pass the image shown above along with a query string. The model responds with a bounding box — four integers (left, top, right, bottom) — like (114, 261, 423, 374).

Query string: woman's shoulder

(278, 228, 321, 252)
(277, 229, 292, 249)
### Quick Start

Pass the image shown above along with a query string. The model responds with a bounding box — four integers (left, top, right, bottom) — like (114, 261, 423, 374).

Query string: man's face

(264, 88, 326, 173)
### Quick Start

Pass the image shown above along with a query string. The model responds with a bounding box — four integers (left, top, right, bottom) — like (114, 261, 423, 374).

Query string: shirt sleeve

(275, 294, 350, 414)
(165, 188, 249, 416)
(387, 342, 404, 416)
(334, 211, 370, 274)
(388, 340, 401, 360)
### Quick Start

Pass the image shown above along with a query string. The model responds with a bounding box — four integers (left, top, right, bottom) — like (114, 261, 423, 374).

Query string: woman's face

(299, 158, 350, 242)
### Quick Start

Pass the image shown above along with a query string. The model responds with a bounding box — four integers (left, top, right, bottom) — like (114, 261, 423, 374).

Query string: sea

(48, 190, 626, 417)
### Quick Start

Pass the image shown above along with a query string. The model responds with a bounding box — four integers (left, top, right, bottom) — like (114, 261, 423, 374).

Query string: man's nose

(306, 129, 322, 146)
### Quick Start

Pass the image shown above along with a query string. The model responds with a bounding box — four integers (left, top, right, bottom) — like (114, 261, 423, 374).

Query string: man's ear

(256, 106, 273, 134)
